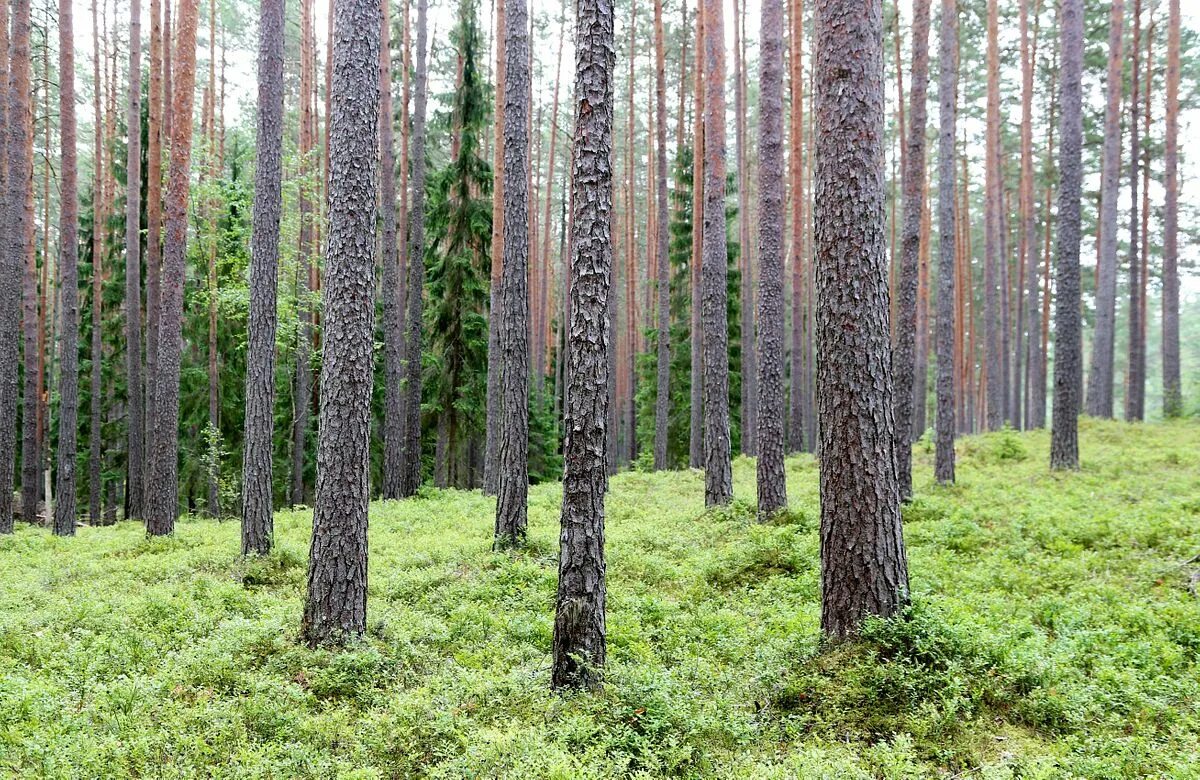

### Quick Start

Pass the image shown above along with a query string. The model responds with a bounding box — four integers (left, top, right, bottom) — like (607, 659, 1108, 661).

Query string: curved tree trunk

(301, 0, 381, 645)
(1085, 0, 1124, 419)
(494, 0, 530, 549)
(892, 0, 931, 502)
(1050, 0, 1084, 470)
(400, 0, 429, 497)
(241, 0, 285, 555)
(755, 0, 786, 519)
(145, 0, 201, 535)
(815, 0, 909, 638)
(700, 0, 732, 507)
(552, 0, 613, 690)
(934, 0, 957, 484)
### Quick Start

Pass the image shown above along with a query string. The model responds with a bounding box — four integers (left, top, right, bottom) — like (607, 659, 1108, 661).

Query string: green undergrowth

(1, 418, 1199, 777)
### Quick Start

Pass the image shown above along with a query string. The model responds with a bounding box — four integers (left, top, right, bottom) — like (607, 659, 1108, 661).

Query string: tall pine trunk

(145, 0, 201, 535)
(241, 0, 285, 554)
(982, 0, 1004, 431)
(688, 6, 704, 470)
(1161, 0, 1181, 417)
(1124, 0, 1143, 422)
(815, 0, 908, 637)
(124, 0, 145, 520)
(88, 0, 105, 525)
(552, 0, 613, 691)
(934, 0, 957, 484)
(380, 0, 405, 498)
(651, 0, 670, 470)
(483, 0, 505, 495)
(787, 0, 804, 454)
(755, 0, 786, 519)
(734, 0, 755, 455)
(1020, 0, 1043, 429)
(144, 0, 164, 506)
(1050, 0, 1084, 470)
(301, 0, 381, 645)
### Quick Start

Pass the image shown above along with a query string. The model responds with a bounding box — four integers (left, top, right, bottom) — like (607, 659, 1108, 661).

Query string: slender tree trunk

(145, 0, 201, 535)
(688, 4, 704, 469)
(1085, 0, 1124, 419)
(20, 49, 38, 525)
(540, 4, 566, 397)
(1021, 0, 1043, 429)
(1161, 0, 1181, 417)
(483, 0, 506, 494)
(1124, 0, 1143, 422)
(934, 0, 957, 484)
(815, 0, 908, 638)
(205, 0, 221, 518)
(494, 0, 531, 548)
(53, 0, 81, 536)
(89, 0, 105, 525)
(292, 0, 316, 506)
(400, 0, 429, 497)
(124, 0, 145, 520)
(144, 0, 164, 504)
(652, 0, 670, 470)
(700, 0, 732, 506)
(241, 0, 284, 554)
(623, 1, 638, 465)
(552, 0, 613, 691)
(734, 0, 755, 455)
(755, 0, 786, 519)
(893, 0, 930, 502)
(982, 0, 1003, 431)
(301, 0, 381, 645)
(1050, 0, 1084, 470)
(380, 0, 405, 498)
(787, 0, 804, 454)
(913, 173, 931, 436)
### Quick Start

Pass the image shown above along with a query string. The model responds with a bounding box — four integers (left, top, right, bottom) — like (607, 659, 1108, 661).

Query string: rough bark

(380, 0, 405, 499)
(301, 0, 381, 645)
(145, 0, 200, 535)
(1050, 0, 1084, 470)
(0, 0, 8, 533)
(494, 0, 531, 548)
(1162, 0, 1181, 417)
(241, 0, 285, 555)
(552, 0, 613, 691)
(144, 0, 164, 505)
(934, 0, 957, 484)
(1085, 0, 1123, 419)
(892, 0, 930, 502)
(400, 0, 429, 497)
(700, 0, 732, 507)
(483, 0, 506, 495)
(787, 0, 804, 454)
(53, 0, 81, 536)
(734, 0, 755, 455)
(1124, 0, 1143, 422)
(755, 0, 786, 519)
(89, 0, 104, 525)
(1020, 0, 1043, 429)
(688, 5, 704, 470)
(814, 0, 909, 638)
(124, 0, 145, 520)
(293, 0, 316, 506)
(982, 0, 1003, 431)
(652, 0, 670, 470)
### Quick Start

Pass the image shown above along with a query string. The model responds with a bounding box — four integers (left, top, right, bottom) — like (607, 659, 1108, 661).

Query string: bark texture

(934, 0, 956, 486)
(400, 0, 429, 497)
(700, 0, 732, 507)
(301, 0, 381, 645)
(1020, 0, 1043, 429)
(381, 0, 405, 499)
(89, 0, 103, 525)
(1050, 0, 1084, 470)
(688, 5, 704, 470)
(1085, 0, 1123, 419)
(144, 0, 165, 505)
(893, 0, 931, 502)
(734, 0, 755, 455)
(483, 0, 506, 495)
(241, 0, 285, 555)
(124, 0, 145, 520)
(787, 0, 804, 454)
(1162, 0, 1181, 417)
(53, 0, 80, 536)
(982, 0, 1003, 431)
(1124, 0, 1143, 422)
(814, 0, 908, 638)
(552, 0, 613, 690)
(755, 0, 786, 519)
(494, 0, 531, 549)
(145, 0, 200, 535)
(652, 0, 671, 470)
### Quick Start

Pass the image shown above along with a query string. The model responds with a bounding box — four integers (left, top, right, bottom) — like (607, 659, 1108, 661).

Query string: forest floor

(2, 419, 1199, 778)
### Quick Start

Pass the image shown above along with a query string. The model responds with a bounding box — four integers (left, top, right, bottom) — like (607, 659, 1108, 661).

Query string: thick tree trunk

(483, 0, 506, 495)
(652, 0, 670, 470)
(124, 0, 145, 520)
(892, 0, 930, 502)
(1162, 0, 1181, 417)
(241, 0, 284, 555)
(143, 0, 164, 506)
(700, 0, 732, 507)
(1085, 0, 1124, 419)
(145, 0, 200, 535)
(1124, 0, 1143, 422)
(787, 0, 804, 454)
(934, 0, 957, 484)
(400, 0, 429, 496)
(1050, 0, 1084, 470)
(755, 0, 786, 519)
(494, 0, 530, 548)
(380, 0, 405, 499)
(552, 0, 613, 691)
(814, 0, 909, 638)
(301, 0, 381, 645)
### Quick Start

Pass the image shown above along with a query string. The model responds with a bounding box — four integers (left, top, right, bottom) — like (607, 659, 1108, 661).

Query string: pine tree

(652, 0, 671, 470)
(381, 0, 405, 499)
(1162, 0, 1181, 417)
(934, 0, 957, 485)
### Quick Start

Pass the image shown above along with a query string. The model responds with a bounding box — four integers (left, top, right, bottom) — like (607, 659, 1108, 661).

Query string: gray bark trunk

(755, 0, 786, 519)
(552, 0, 613, 690)
(814, 0, 909, 638)
(380, 0, 404, 498)
(652, 0, 670, 471)
(1050, 0, 1084, 470)
(1162, 0, 1181, 417)
(934, 0, 957, 484)
(301, 0, 381, 645)
(124, 0, 145, 520)
(1124, 0, 1143, 422)
(1020, 0, 1043, 429)
(241, 0, 285, 554)
(982, 0, 1003, 431)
